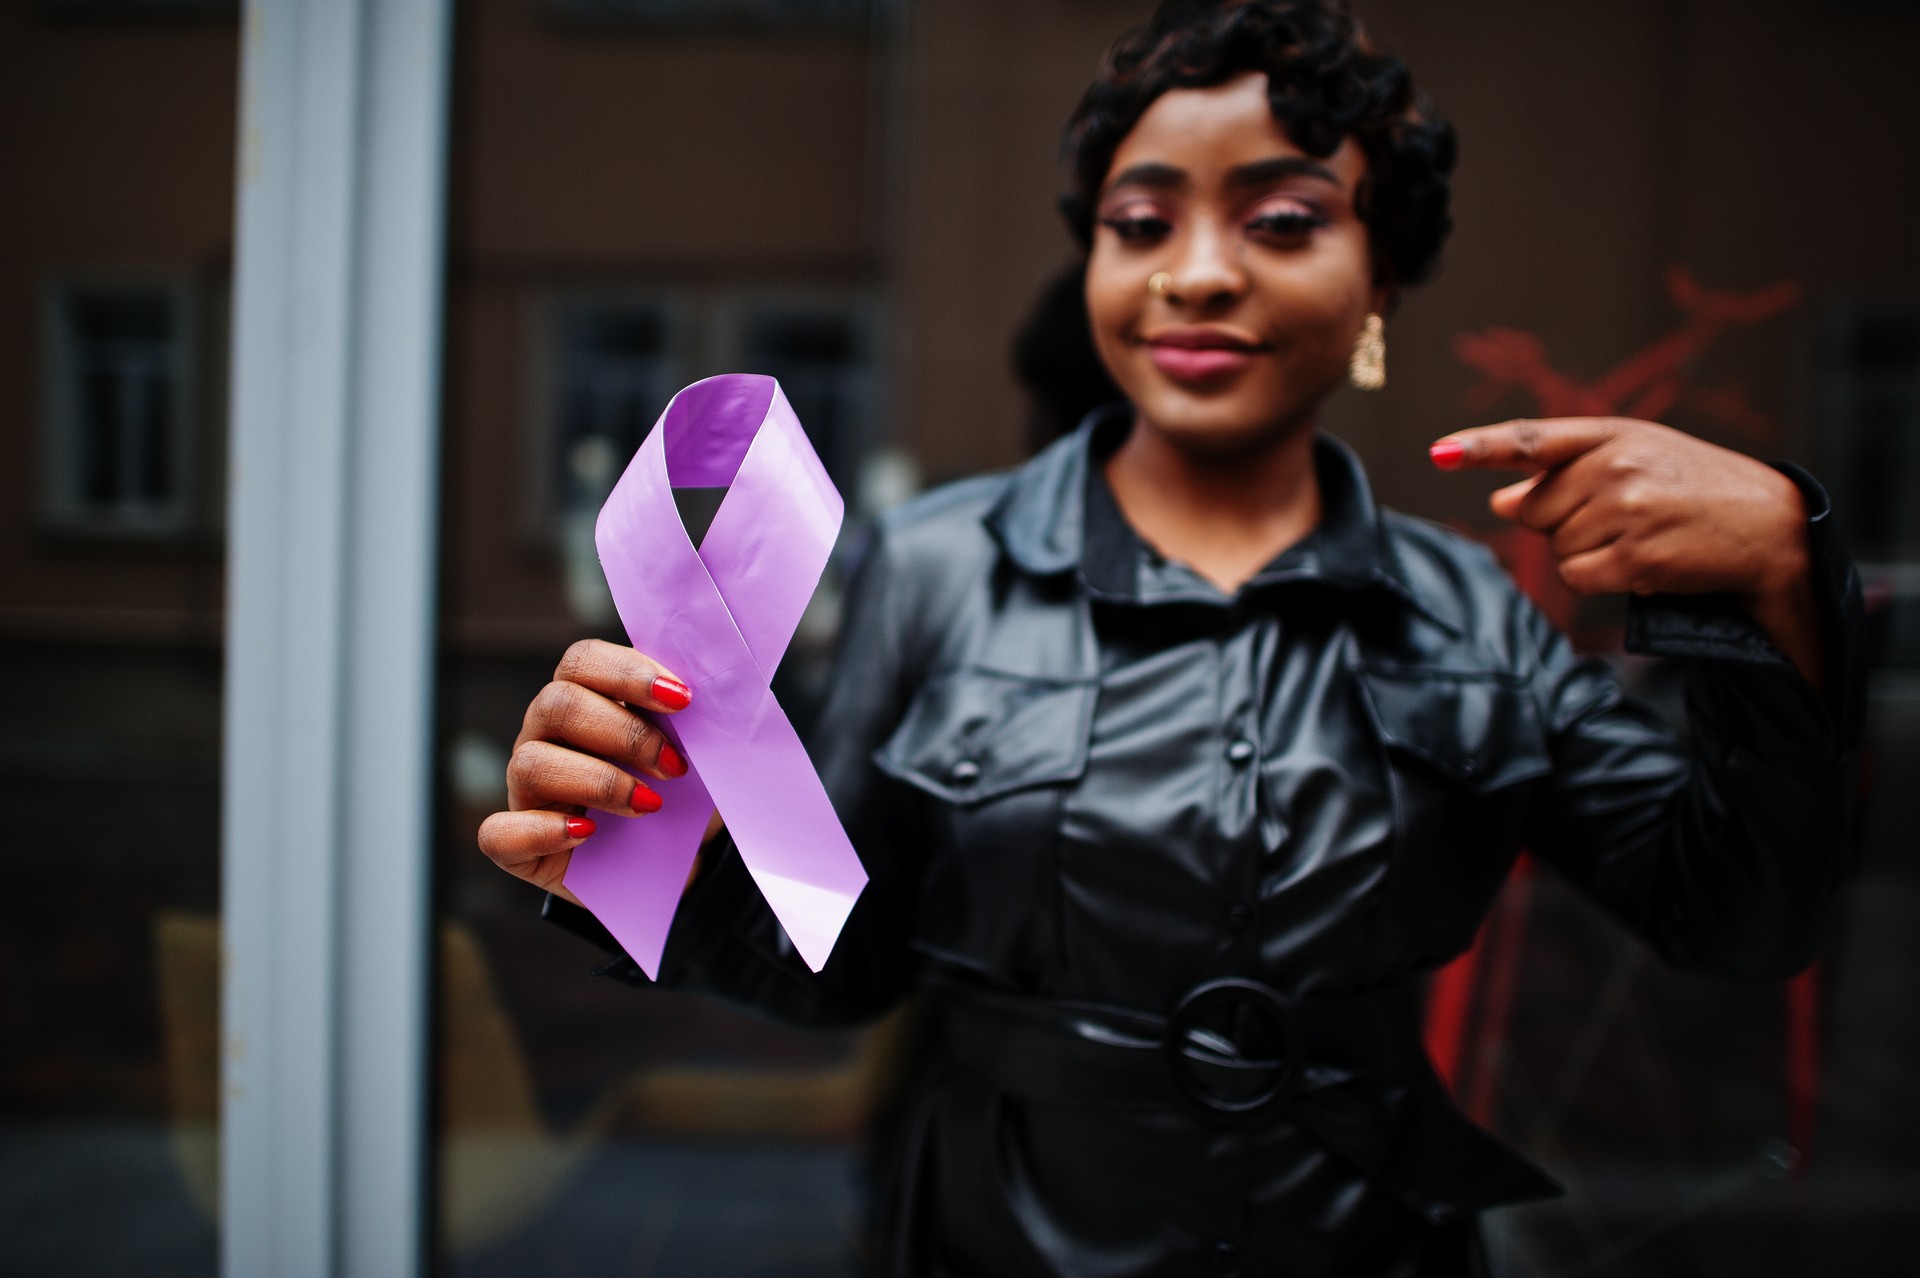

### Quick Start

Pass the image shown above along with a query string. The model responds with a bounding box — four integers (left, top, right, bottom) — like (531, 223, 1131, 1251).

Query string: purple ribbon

(563, 374, 868, 977)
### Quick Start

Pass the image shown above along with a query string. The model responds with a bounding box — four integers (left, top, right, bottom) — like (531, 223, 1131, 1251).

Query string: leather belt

(941, 976, 1420, 1125)
(934, 974, 1562, 1223)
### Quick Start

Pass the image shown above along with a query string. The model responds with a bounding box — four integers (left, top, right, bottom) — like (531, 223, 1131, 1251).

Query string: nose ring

(1147, 271, 1174, 299)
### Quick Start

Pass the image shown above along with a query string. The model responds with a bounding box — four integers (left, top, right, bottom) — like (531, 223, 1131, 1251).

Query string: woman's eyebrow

(1103, 162, 1186, 195)
(1229, 156, 1342, 188)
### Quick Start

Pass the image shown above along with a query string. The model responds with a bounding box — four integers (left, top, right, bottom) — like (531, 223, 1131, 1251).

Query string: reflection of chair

(433, 919, 618, 1249)
(153, 910, 601, 1248)
(154, 910, 905, 1252)
(153, 911, 220, 1220)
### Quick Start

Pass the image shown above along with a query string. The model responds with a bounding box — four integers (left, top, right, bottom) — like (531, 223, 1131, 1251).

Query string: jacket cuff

(540, 891, 622, 953)
(539, 830, 764, 985)
(1624, 462, 1866, 750)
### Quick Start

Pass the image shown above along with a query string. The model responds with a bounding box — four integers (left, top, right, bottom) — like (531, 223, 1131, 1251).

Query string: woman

(478, 3, 1863, 1273)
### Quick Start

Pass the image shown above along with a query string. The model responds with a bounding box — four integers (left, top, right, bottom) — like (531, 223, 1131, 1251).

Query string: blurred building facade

(3, 1, 1919, 1275)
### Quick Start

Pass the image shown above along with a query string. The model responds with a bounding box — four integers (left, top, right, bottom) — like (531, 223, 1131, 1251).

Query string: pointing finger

(1431, 418, 1624, 474)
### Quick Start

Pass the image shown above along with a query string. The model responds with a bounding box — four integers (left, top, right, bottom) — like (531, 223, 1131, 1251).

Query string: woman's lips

(1148, 344, 1255, 382)
(1141, 330, 1266, 386)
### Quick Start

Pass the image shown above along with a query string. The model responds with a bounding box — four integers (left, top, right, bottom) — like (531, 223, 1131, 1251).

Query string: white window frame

(40, 274, 200, 537)
(220, 1, 452, 1274)
(523, 288, 692, 544)
(706, 286, 883, 494)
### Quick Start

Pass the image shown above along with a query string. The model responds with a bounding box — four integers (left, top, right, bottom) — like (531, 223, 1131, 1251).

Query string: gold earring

(1148, 271, 1174, 299)
(1349, 313, 1385, 390)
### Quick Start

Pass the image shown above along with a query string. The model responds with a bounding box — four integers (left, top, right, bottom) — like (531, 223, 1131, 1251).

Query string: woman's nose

(1162, 221, 1245, 306)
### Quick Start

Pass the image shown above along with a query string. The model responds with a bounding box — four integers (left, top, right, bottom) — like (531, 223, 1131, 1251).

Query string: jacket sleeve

(1520, 465, 1867, 980)
(542, 518, 932, 1028)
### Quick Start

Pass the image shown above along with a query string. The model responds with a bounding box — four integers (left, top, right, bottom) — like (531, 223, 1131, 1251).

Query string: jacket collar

(984, 404, 1452, 627)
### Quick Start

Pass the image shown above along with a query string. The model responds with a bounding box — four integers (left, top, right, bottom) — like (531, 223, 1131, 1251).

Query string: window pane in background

(432, 3, 889, 1273)
(0, 2, 1915, 1276)
(58, 285, 194, 527)
(429, 2, 1920, 1275)
(0, 6, 237, 1275)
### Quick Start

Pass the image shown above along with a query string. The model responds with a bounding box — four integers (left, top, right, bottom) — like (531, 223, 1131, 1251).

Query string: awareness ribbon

(563, 374, 868, 977)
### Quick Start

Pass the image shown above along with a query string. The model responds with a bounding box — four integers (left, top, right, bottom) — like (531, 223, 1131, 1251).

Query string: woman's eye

(1247, 210, 1327, 239)
(1099, 214, 1172, 244)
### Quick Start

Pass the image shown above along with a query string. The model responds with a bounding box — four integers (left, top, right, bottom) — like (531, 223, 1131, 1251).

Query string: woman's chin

(1133, 392, 1313, 461)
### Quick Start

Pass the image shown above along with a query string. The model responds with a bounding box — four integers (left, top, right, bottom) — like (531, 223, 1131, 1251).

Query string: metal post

(221, 1, 452, 1273)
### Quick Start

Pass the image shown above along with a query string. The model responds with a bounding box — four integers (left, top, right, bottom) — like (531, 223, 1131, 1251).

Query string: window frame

(39, 272, 205, 539)
(705, 284, 883, 497)
(523, 283, 884, 551)
(522, 288, 693, 546)
(1822, 297, 1920, 562)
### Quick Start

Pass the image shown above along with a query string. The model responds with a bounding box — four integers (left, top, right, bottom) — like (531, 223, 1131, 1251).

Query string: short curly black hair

(1060, 0, 1457, 291)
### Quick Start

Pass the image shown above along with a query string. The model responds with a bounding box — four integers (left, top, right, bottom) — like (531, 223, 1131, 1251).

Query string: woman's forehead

(1104, 71, 1366, 192)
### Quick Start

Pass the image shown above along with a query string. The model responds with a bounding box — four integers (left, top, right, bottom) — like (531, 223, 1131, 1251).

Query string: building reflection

(2, 1, 1918, 1275)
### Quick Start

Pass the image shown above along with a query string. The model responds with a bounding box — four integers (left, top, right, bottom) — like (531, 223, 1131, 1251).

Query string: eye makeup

(1245, 204, 1329, 239)
(1097, 196, 1176, 245)
(1098, 214, 1174, 245)
(1094, 175, 1337, 253)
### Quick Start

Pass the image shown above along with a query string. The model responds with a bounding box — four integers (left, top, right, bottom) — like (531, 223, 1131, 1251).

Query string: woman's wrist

(1738, 474, 1824, 692)
(1741, 464, 1813, 601)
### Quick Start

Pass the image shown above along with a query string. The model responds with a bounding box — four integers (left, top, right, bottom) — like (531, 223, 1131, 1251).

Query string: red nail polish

(657, 741, 688, 778)
(650, 675, 692, 711)
(630, 781, 664, 814)
(565, 815, 595, 840)
(1429, 440, 1465, 470)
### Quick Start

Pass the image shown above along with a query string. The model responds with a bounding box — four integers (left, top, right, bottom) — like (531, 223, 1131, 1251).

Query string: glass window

(1828, 304, 1920, 560)
(737, 301, 872, 496)
(1825, 304, 1920, 670)
(2, 11, 237, 1275)
(547, 297, 679, 522)
(533, 295, 682, 626)
(42, 281, 199, 536)
(444, 278, 882, 1268)
(427, 3, 1920, 1275)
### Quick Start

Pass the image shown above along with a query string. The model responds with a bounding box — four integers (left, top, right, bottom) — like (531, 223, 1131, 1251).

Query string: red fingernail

(650, 675, 692, 711)
(1429, 440, 1465, 470)
(657, 741, 688, 778)
(565, 815, 596, 840)
(630, 781, 663, 814)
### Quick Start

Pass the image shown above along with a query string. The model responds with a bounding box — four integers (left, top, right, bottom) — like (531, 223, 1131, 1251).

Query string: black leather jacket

(549, 410, 1864, 1277)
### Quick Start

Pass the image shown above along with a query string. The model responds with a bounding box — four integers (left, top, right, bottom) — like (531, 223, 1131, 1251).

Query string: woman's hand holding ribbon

(1430, 417, 1823, 691)
(478, 637, 708, 906)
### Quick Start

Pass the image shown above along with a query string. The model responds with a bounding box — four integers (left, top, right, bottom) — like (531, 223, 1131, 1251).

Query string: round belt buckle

(1163, 978, 1298, 1126)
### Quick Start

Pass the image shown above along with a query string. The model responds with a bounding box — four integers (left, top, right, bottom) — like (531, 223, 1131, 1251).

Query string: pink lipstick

(1141, 326, 1266, 387)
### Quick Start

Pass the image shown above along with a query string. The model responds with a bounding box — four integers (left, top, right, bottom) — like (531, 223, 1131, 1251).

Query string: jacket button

(1225, 738, 1256, 765)
(1226, 904, 1253, 930)
(1458, 757, 1477, 779)
(1210, 1240, 1238, 1270)
(949, 757, 981, 785)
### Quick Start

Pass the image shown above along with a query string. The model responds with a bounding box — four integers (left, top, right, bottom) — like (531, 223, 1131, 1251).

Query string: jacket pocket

(873, 668, 1097, 805)
(1355, 662, 1552, 955)
(1355, 663, 1552, 794)
(872, 667, 1097, 984)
